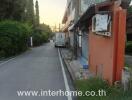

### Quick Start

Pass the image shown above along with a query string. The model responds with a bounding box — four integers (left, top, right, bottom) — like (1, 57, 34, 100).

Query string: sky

(36, 0, 132, 28)
(36, 0, 67, 28)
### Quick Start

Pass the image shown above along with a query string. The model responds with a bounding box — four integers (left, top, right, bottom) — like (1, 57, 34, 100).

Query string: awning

(73, 1, 112, 30)
(74, 4, 96, 29)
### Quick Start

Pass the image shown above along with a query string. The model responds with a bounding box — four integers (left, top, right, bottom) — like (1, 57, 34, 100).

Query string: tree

(35, 0, 40, 26)
(25, 0, 35, 25)
(0, 0, 27, 21)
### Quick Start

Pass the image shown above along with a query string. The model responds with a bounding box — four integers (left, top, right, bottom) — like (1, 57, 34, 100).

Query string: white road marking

(58, 49, 72, 100)
(0, 57, 16, 66)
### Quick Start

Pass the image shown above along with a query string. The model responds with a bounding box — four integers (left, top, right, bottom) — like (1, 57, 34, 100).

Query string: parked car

(54, 32, 66, 47)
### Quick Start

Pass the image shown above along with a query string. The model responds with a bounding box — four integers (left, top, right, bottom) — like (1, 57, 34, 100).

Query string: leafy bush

(126, 41, 132, 54)
(33, 32, 49, 46)
(32, 25, 52, 46)
(0, 21, 52, 57)
(32, 31, 44, 46)
(0, 20, 32, 58)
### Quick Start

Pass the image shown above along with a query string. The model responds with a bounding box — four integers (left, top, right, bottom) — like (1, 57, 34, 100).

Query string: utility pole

(59, 23, 61, 32)
(30, 37, 33, 47)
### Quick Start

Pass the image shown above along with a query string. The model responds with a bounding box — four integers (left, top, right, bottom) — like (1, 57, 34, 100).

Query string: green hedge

(0, 20, 32, 58)
(31, 24, 52, 47)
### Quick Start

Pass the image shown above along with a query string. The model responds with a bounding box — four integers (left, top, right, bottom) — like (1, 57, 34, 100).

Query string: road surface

(0, 42, 74, 100)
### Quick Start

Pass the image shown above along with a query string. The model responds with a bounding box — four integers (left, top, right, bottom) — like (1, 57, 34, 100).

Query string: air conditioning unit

(92, 12, 112, 37)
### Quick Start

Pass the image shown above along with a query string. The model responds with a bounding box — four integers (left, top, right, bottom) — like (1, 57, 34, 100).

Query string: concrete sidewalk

(60, 48, 132, 81)
(60, 48, 94, 81)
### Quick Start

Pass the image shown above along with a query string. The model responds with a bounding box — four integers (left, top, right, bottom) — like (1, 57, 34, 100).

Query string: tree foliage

(0, 0, 27, 21)
(0, 0, 52, 58)
(35, 0, 40, 26)
(32, 24, 52, 46)
(24, 0, 35, 25)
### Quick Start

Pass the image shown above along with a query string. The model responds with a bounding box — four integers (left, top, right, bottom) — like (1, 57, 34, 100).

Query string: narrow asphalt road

(0, 42, 72, 100)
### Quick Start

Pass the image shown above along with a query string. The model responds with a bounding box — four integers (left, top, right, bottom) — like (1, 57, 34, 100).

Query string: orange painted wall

(89, 31, 114, 84)
(89, 4, 126, 84)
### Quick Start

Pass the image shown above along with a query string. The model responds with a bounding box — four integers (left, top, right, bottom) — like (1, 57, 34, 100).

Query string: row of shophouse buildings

(61, 0, 131, 84)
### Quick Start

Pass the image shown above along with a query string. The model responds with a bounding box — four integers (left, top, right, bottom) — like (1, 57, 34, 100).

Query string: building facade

(62, 0, 129, 84)
(62, 0, 111, 67)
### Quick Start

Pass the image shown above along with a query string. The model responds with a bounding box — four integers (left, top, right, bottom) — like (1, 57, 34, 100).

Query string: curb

(63, 59, 76, 81)
(59, 49, 76, 82)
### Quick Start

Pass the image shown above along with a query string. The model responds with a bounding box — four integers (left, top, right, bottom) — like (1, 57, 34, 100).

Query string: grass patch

(75, 78, 132, 100)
